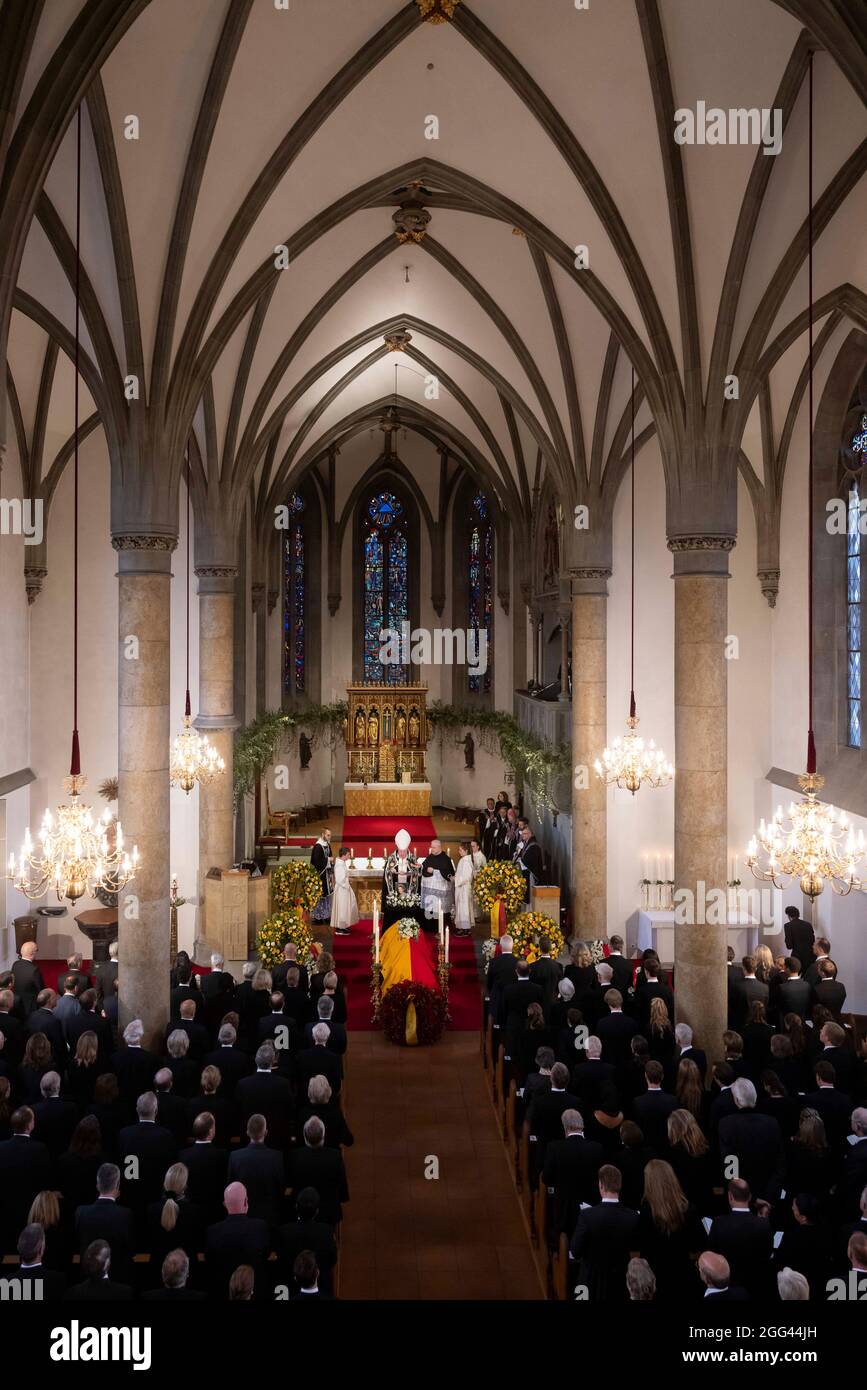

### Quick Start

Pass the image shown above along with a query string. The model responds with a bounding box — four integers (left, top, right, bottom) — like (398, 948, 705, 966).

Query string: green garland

(234, 699, 569, 811)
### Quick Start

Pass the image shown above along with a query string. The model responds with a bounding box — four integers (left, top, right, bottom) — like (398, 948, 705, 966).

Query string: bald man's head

(698, 1252, 731, 1290)
(224, 1182, 248, 1216)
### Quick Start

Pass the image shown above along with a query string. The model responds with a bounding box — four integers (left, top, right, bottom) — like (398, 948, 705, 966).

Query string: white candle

(373, 904, 380, 963)
(445, 926, 450, 963)
(642, 855, 649, 880)
(656, 856, 662, 880)
(438, 905, 444, 943)
(667, 855, 673, 881)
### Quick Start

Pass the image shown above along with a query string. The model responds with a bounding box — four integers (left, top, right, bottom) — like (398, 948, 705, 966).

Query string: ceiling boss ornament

(416, 0, 460, 23)
(747, 52, 863, 903)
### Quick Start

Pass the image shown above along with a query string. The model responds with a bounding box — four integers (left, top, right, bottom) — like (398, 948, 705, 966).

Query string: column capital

(24, 566, 48, 604)
(569, 566, 611, 597)
(112, 532, 177, 575)
(195, 565, 238, 595)
(667, 534, 735, 578)
(251, 581, 266, 613)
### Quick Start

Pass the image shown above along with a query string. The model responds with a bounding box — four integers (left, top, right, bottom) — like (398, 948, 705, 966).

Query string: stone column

(558, 602, 571, 702)
(669, 537, 734, 1062)
(194, 567, 239, 904)
(570, 569, 610, 938)
(114, 535, 176, 1047)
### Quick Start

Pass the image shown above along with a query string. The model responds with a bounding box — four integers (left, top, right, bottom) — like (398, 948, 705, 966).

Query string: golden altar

(343, 682, 431, 817)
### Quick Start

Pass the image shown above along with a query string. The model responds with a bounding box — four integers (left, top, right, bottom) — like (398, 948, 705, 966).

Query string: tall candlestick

(667, 855, 673, 881)
(445, 925, 449, 963)
(438, 905, 444, 943)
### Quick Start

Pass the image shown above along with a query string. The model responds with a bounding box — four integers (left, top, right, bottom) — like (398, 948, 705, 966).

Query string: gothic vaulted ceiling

(1, 0, 866, 555)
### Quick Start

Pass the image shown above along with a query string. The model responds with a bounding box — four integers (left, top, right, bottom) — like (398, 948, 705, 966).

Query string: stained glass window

(468, 492, 493, 693)
(283, 493, 305, 696)
(363, 491, 410, 683)
(847, 482, 861, 746)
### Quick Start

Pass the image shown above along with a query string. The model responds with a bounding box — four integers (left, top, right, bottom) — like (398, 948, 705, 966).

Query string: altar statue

(396, 710, 407, 744)
(354, 708, 366, 745)
(408, 710, 420, 746)
(368, 709, 379, 745)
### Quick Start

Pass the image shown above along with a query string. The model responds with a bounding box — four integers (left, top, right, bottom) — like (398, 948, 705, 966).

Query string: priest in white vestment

(420, 838, 455, 922)
(331, 847, 359, 936)
(454, 841, 475, 935)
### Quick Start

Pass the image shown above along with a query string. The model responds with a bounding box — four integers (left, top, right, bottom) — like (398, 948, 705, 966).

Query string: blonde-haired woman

(66, 1029, 103, 1108)
(647, 996, 675, 1067)
(188, 1064, 231, 1146)
(146, 1162, 202, 1270)
(637, 1159, 706, 1300)
(27, 1189, 67, 1268)
(665, 1108, 714, 1213)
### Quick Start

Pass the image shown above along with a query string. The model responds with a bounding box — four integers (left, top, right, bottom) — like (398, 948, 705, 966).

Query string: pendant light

(7, 107, 140, 902)
(594, 367, 673, 793)
(747, 51, 864, 899)
(169, 455, 225, 792)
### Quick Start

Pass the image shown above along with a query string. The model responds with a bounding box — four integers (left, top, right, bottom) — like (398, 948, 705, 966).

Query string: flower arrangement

(509, 912, 565, 963)
(474, 861, 526, 917)
(256, 906, 313, 970)
(396, 917, 421, 940)
(585, 938, 607, 965)
(271, 860, 322, 915)
(380, 979, 447, 1046)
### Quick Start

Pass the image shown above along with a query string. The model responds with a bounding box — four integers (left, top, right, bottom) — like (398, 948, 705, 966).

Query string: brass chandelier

(747, 52, 863, 901)
(595, 369, 673, 794)
(7, 108, 140, 904)
(169, 456, 225, 793)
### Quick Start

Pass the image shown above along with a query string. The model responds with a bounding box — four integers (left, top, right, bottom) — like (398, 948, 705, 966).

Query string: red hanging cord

(806, 50, 816, 776)
(70, 105, 82, 780)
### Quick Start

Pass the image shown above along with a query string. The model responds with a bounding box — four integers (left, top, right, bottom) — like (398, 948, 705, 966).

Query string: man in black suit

(228, 1113, 286, 1227)
(141, 1248, 207, 1301)
(783, 905, 815, 971)
(66, 987, 113, 1065)
(633, 961, 673, 1032)
(291, 1250, 332, 1300)
(199, 953, 236, 1023)
(153, 1068, 191, 1145)
(707, 1179, 773, 1297)
(17, 1222, 66, 1300)
(717, 1077, 783, 1199)
(170, 963, 205, 1022)
(698, 1250, 749, 1301)
(93, 942, 118, 1005)
(501, 961, 544, 1058)
(804, 1061, 853, 1150)
(257, 991, 298, 1061)
(117, 1090, 177, 1207)
(287, 1116, 348, 1226)
(272, 944, 310, 997)
(527, 1062, 581, 1172)
(32, 1070, 78, 1157)
(604, 937, 634, 997)
(168, 997, 210, 1059)
(303, 996, 347, 1055)
(570, 1036, 616, 1112)
(816, 1022, 855, 1094)
(0, 1107, 52, 1252)
(813, 960, 847, 1018)
(295, 1023, 343, 1097)
(778, 957, 812, 1021)
(236, 1043, 295, 1150)
(726, 946, 746, 1027)
(543, 1108, 605, 1235)
(480, 797, 498, 858)
(205, 1184, 270, 1301)
(179, 1112, 229, 1223)
(529, 934, 562, 1012)
(63, 1239, 133, 1301)
(276, 1187, 337, 1295)
(513, 827, 544, 902)
(11, 942, 44, 1017)
(672, 1022, 707, 1080)
(731, 956, 769, 1031)
(0, 987, 26, 1064)
(708, 1062, 739, 1146)
(111, 1018, 159, 1102)
(596, 989, 638, 1067)
(633, 1061, 678, 1154)
(204, 1022, 253, 1096)
(27, 989, 67, 1069)
(570, 1164, 640, 1301)
(485, 935, 518, 1031)
(803, 936, 832, 987)
(279, 968, 312, 1027)
(74, 1164, 135, 1282)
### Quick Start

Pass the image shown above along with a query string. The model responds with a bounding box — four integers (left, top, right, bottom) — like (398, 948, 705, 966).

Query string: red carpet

(341, 815, 437, 844)
(36, 960, 211, 993)
(332, 919, 481, 1033)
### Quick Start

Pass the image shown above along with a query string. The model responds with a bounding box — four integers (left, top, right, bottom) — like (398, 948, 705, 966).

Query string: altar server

(331, 848, 359, 936)
(454, 842, 475, 935)
(420, 839, 455, 921)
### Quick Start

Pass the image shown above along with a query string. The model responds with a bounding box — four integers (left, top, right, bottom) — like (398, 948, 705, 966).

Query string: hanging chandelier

(7, 107, 140, 904)
(169, 455, 225, 793)
(747, 52, 863, 901)
(595, 367, 673, 794)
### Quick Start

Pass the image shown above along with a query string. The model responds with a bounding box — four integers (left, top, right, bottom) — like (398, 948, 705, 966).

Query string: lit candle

(438, 905, 444, 943)
(667, 855, 673, 881)
(656, 856, 662, 881)
(445, 925, 450, 963)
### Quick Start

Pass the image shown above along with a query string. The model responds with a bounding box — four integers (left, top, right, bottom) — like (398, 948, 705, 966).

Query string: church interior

(0, 0, 866, 1330)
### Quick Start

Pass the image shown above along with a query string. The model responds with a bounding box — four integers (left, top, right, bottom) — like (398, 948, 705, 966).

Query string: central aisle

(337, 1032, 544, 1301)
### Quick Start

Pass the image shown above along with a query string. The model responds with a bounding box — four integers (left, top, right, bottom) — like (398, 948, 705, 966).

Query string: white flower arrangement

(396, 917, 421, 940)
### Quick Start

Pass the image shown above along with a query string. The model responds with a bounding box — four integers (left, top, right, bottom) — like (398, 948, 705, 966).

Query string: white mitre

(394, 828, 411, 853)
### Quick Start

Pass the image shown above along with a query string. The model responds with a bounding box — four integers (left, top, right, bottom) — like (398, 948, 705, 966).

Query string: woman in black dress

(674, 1058, 708, 1128)
(146, 1162, 204, 1274)
(758, 1068, 800, 1140)
(517, 1002, 554, 1079)
(781, 1108, 837, 1209)
(66, 1030, 105, 1108)
(19, 1032, 53, 1102)
(647, 997, 676, 1068)
(56, 1115, 107, 1216)
(636, 1159, 706, 1299)
(743, 999, 774, 1077)
(666, 1108, 715, 1215)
